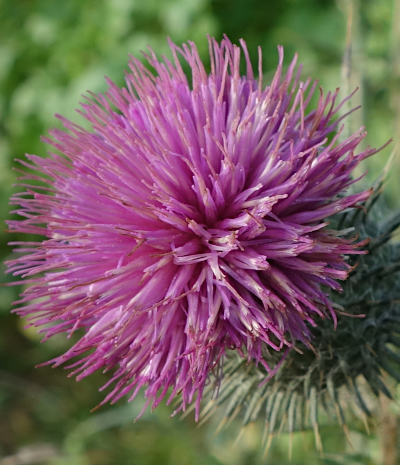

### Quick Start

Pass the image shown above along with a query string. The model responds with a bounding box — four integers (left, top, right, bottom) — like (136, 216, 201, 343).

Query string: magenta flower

(7, 36, 379, 418)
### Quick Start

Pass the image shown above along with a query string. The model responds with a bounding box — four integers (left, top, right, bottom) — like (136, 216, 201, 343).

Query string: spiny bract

(201, 190, 400, 446)
(7, 36, 380, 418)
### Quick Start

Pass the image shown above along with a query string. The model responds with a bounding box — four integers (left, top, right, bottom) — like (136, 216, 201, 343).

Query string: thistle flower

(7, 36, 380, 418)
(202, 189, 400, 448)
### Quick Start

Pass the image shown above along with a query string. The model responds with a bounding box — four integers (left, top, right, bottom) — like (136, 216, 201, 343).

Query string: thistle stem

(379, 392, 398, 465)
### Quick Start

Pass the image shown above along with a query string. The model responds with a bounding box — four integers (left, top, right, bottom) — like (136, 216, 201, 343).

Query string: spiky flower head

(202, 189, 400, 448)
(7, 36, 379, 418)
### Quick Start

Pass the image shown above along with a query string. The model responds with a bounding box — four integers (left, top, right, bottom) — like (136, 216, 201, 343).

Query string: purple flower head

(7, 36, 380, 418)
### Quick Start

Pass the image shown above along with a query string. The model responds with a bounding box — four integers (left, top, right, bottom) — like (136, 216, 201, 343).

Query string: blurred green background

(1, 0, 399, 464)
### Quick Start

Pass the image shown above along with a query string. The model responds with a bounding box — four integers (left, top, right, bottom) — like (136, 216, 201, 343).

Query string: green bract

(200, 187, 400, 449)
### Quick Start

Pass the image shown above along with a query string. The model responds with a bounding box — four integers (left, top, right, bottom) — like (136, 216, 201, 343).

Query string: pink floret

(7, 36, 380, 419)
